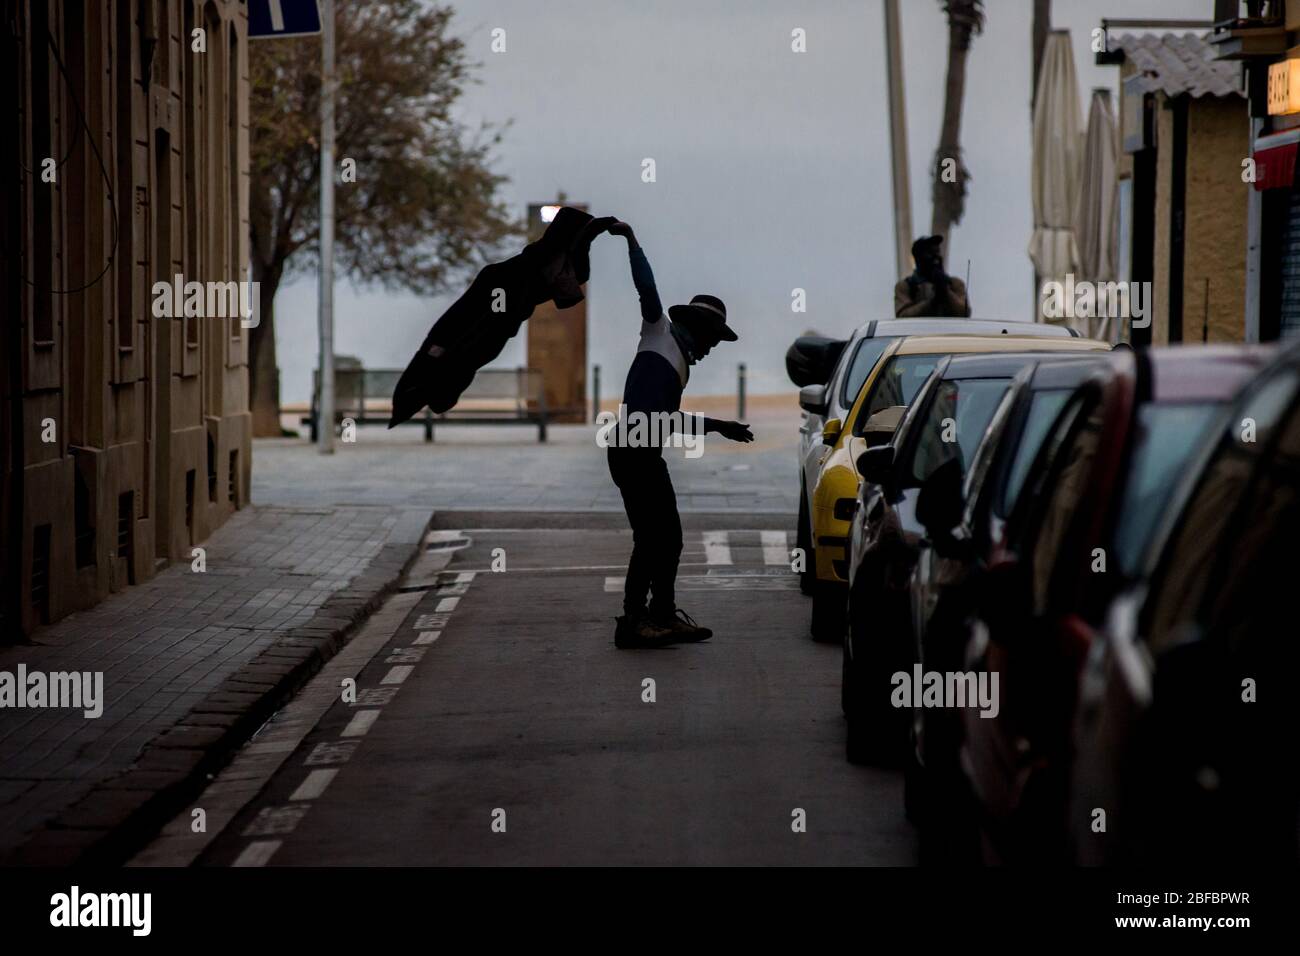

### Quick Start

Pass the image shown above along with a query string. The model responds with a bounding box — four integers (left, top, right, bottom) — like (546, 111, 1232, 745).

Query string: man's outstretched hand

(711, 420, 754, 443)
(606, 220, 634, 239)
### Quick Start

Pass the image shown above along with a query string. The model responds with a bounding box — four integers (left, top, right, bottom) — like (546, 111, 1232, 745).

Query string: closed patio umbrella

(1028, 31, 1082, 327)
(1074, 88, 1120, 340)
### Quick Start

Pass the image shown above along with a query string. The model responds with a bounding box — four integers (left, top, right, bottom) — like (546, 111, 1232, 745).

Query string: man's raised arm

(608, 221, 663, 323)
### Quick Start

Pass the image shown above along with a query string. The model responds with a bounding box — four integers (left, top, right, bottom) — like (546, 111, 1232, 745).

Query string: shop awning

(1253, 128, 1300, 191)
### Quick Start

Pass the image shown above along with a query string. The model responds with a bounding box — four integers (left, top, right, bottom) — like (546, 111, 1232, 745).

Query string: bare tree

(248, 0, 518, 436)
(929, 0, 986, 245)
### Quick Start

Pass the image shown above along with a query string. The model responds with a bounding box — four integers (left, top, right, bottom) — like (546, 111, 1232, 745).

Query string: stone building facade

(1101, 31, 1251, 345)
(2, 0, 252, 639)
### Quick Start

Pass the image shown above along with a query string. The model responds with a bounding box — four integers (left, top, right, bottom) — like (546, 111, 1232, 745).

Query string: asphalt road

(172, 513, 917, 866)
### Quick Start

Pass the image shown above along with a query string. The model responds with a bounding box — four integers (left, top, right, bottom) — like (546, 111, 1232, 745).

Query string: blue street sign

(248, 0, 322, 39)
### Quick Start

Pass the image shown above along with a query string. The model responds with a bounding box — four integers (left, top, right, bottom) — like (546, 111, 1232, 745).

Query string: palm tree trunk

(930, 17, 976, 243)
(1032, 0, 1051, 107)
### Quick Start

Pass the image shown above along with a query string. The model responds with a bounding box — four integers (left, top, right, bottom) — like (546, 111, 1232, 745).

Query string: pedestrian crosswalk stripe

(760, 530, 788, 566)
(603, 529, 798, 593)
(702, 531, 732, 565)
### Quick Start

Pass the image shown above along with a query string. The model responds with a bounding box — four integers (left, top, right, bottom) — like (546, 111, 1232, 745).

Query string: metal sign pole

(317, 0, 335, 454)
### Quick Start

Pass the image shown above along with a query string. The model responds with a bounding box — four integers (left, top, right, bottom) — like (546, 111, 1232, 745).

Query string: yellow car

(806, 334, 1111, 640)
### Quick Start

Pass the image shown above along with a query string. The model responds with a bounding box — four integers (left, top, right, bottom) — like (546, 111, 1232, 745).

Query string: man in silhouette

(894, 235, 971, 318)
(604, 220, 753, 649)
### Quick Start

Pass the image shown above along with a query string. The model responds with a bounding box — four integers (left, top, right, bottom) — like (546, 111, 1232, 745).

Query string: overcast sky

(275, 0, 1212, 401)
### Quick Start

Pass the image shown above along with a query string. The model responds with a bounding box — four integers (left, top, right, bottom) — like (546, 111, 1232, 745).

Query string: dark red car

(957, 345, 1271, 864)
(1069, 338, 1300, 866)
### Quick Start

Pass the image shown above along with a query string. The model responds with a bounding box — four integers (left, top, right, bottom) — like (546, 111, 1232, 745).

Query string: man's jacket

(894, 272, 971, 318)
(388, 207, 613, 426)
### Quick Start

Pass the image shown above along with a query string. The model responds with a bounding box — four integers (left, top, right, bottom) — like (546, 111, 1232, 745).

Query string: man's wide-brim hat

(668, 294, 738, 342)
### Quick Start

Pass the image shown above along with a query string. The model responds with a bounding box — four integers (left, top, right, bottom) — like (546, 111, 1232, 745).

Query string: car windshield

(841, 338, 892, 407)
(853, 353, 942, 434)
(909, 377, 1013, 485)
(999, 388, 1070, 516)
(1112, 402, 1218, 578)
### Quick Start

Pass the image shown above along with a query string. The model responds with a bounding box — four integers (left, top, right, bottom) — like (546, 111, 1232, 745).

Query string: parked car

(954, 345, 1271, 864)
(903, 356, 1110, 846)
(1068, 339, 1300, 867)
(805, 334, 1107, 643)
(841, 352, 1095, 764)
(791, 319, 1080, 595)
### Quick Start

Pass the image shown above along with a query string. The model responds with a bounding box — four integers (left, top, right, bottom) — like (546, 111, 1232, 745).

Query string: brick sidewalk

(0, 502, 431, 863)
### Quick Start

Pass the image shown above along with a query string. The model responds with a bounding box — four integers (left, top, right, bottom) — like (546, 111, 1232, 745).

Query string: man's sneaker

(652, 608, 713, 642)
(614, 614, 678, 649)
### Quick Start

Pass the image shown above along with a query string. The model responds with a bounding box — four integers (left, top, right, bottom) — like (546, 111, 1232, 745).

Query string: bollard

(592, 364, 601, 423)
(737, 362, 747, 420)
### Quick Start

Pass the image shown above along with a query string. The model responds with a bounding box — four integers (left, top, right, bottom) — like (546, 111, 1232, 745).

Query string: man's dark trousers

(608, 447, 682, 618)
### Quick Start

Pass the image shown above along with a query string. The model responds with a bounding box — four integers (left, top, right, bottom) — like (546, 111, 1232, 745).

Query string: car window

(1000, 389, 1070, 517)
(1025, 397, 1106, 616)
(841, 338, 892, 409)
(909, 378, 1012, 486)
(1200, 394, 1300, 654)
(852, 353, 942, 435)
(1111, 402, 1217, 579)
(962, 386, 1016, 505)
(1144, 368, 1300, 652)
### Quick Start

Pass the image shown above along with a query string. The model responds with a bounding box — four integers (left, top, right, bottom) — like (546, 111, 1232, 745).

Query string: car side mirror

(799, 384, 829, 416)
(855, 445, 895, 486)
(916, 458, 964, 542)
(863, 405, 907, 449)
(821, 417, 843, 446)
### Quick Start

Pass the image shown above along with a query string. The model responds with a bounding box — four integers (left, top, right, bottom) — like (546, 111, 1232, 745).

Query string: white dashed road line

(340, 709, 381, 738)
(290, 769, 339, 802)
(381, 665, 414, 685)
(232, 840, 282, 868)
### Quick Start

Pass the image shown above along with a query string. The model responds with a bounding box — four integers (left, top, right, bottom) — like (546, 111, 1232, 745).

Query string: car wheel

(797, 486, 814, 596)
(811, 580, 846, 643)
(847, 585, 912, 765)
(844, 587, 892, 764)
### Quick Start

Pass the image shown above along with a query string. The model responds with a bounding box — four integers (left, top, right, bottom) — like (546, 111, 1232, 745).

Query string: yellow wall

(1183, 97, 1250, 342)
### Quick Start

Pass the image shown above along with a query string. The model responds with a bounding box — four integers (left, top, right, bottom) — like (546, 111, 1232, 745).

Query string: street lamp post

(884, 0, 913, 282)
(317, 0, 336, 454)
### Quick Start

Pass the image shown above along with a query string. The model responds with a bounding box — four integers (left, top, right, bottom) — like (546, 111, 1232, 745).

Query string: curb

(2, 513, 435, 866)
